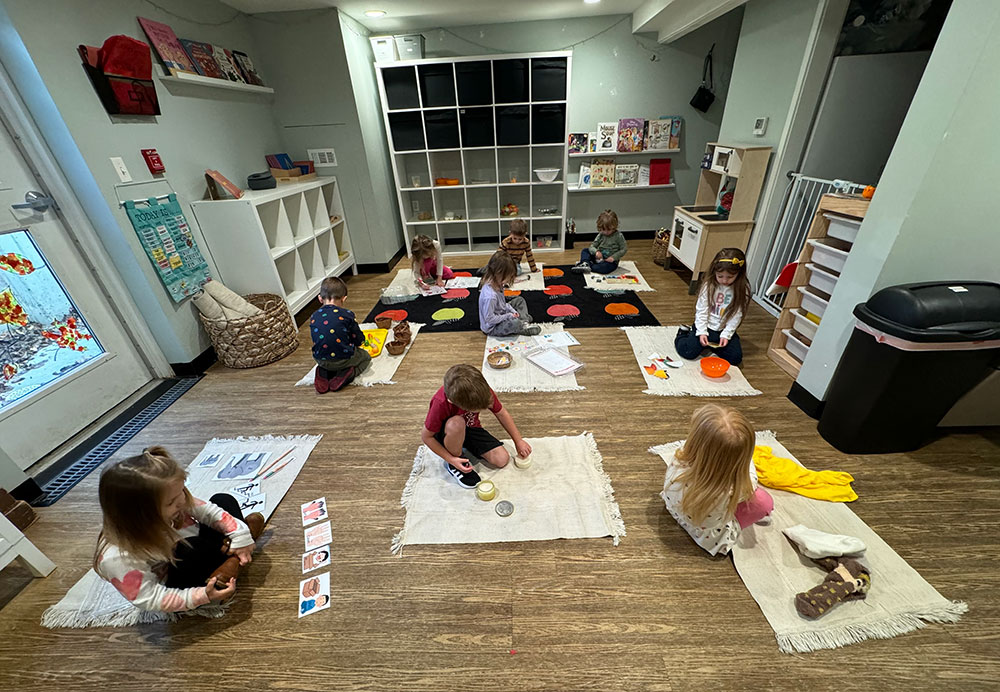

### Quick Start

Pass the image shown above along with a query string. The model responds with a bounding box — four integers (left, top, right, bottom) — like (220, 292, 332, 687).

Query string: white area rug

(295, 322, 424, 387)
(41, 434, 321, 629)
(622, 326, 761, 397)
(584, 260, 654, 292)
(392, 433, 625, 554)
(650, 431, 967, 653)
(386, 265, 547, 292)
(482, 323, 584, 393)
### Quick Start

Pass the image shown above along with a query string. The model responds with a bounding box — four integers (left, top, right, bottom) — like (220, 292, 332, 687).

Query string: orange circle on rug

(542, 267, 564, 277)
(442, 288, 470, 299)
(376, 309, 408, 321)
(453, 271, 473, 277)
(547, 304, 580, 318)
(544, 284, 572, 296)
(605, 303, 640, 316)
(504, 289, 521, 297)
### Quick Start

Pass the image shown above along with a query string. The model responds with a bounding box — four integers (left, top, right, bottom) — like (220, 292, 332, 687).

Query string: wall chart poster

(124, 194, 211, 302)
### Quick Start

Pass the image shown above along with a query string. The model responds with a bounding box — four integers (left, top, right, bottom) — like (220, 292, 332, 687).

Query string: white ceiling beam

(633, 0, 749, 43)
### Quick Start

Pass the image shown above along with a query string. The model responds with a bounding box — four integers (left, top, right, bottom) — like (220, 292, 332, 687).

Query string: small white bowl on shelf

(534, 168, 560, 182)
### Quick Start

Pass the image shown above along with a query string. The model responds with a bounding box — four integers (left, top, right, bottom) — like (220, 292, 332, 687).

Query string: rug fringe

(391, 446, 428, 555)
(776, 601, 969, 653)
(207, 434, 323, 444)
(40, 601, 226, 629)
(582, 431, 626, 545)
(642, 387, 761, 397)
(491, 384, 586, 393)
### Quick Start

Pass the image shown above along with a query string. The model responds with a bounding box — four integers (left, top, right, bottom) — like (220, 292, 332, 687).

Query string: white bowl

(534, 168, 560, 182)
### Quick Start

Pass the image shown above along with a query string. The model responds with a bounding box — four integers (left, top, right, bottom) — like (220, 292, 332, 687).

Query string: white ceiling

(218, 0, 647, 32)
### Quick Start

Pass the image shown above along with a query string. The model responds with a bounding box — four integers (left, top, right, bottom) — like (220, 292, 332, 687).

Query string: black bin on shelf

(496, 105, 529, 145)
(460, 108, 494, 147)
(818, 281, 1000, 454)
(388, 112, 424, 151)
(383, 67, 420, 110)
(532, 104, 565, 143)
(424, 109, 459, 149)
(493, 59, 529, 103)
(531, 58, 567, 101)
(456, 61, 492, 105)
(418, 64, 456, 107)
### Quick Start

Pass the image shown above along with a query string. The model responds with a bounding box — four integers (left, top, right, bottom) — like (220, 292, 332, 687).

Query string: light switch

(110, 156, 132, 183)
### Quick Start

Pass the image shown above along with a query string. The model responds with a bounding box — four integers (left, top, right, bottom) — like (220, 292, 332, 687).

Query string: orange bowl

(700, 356, 730, 378)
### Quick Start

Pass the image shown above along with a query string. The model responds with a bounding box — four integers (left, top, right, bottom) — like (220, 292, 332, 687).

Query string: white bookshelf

(375, 51, 572, 257)
(190, 177, 356, 314)
(159, 72, 275, 96)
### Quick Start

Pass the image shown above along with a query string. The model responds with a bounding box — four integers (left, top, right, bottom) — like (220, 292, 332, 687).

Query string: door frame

(0, 50, 170, 378)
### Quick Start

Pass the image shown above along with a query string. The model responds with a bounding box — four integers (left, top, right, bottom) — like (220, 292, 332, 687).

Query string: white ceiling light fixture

(364, 9, 387, 17)
(584, 0, 602, 4)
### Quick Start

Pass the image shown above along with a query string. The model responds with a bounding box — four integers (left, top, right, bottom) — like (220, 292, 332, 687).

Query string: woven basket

(652, 229, 671, 266)
(199, 293, 298, 369)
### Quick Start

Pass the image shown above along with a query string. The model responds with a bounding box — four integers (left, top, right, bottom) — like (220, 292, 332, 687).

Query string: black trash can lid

(854, 281, 1000, 343)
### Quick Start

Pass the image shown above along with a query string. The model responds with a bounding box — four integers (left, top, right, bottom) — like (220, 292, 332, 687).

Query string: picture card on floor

(230, 479, 262, 499)
(302, 545, 332, 574)
(534, 331, 579, 348)
(525, 346, 584, 377)
(213, 452, 270, 481)
(446, 276, 481, 289)
(301, 497, 328, 527)
(298, 571, 331, 618)
(196, 453, 222, 468)
(305, 521, 333, 551)
(238, 493, 266, 514)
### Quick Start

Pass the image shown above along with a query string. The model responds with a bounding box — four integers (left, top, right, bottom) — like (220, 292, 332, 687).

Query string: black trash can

(818, 281, 1000, 454)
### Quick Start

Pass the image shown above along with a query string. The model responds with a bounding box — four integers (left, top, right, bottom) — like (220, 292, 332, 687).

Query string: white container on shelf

(792, 308, 819, 341)
(805, 262, 840, 295)
(395, 34, 425, 60)
(823, 212, 862, 243)
(807, 237, 851, 273)
(797, 286, 830, 319)
(370, 36, 398, 62)
(782, 328, 811, 363)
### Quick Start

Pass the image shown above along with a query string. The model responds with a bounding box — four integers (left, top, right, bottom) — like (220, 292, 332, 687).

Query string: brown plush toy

(393, 321, 412, 345)
(795, 557, 871, 619)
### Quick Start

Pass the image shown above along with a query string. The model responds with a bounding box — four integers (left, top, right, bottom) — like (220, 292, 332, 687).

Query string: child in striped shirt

(499, 219, 538, 274)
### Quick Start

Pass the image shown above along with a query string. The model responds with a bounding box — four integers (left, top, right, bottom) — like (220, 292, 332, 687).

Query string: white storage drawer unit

(824, 212, 862, 243)
(805, 262, 840, 295)
(797, 285, 831, 320)
(807, 237, 851, 273)
(782, 328, 811, 363)
(792, 308, 819, 341)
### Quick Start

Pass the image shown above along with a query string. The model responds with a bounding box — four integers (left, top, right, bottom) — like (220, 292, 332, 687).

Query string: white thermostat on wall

(753, 117, 768, 137)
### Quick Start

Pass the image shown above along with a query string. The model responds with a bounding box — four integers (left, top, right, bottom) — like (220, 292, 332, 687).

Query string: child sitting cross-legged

(479, 251, 540, 337)
(310, 276, 371, 393)
(571, 209, 627, 274)
(94, 446, 266, 613)
(674, 247, 751, 366)
(421, 364, 533, 488)
(661, 404, 773, 556)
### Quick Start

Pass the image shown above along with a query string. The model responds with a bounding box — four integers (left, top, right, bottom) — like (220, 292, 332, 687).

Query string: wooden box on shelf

(190, 177, 357, 315)
(766, 193, 869, 379)
(665, 142, 771, 291)
(270, 167, 317, 184)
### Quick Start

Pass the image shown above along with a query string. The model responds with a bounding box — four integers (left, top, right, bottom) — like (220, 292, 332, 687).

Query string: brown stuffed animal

(795, 557, 871, 619)
(393, 321, 412, 344)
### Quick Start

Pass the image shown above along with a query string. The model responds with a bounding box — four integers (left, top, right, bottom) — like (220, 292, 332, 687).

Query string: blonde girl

(94, 446, 265, 612)
(478, 251, 539, 337)
(661, 405, 772, 555)
(675, 247, 752, 365)
(411, 234, 455, 287)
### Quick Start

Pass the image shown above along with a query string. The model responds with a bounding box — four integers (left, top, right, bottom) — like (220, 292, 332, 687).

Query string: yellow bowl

(475, 480, 497, 501)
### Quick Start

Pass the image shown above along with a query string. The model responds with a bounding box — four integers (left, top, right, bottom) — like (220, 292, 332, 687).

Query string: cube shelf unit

(375, 51, 572, 256)
(190, 177, 356, 314)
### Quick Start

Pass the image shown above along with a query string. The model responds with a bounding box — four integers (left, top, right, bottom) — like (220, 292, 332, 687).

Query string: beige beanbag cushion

(202, 279, 262, 317)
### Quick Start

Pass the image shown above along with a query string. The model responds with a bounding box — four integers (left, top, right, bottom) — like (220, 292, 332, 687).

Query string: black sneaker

(519, 325, 541, 336)
(443, 460, 481, 488)
(571, 262, 591, 274)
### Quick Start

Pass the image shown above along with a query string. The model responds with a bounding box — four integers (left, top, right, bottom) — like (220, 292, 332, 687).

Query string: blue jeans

(580, 248, 619, 275)
(674, 328, 743, 366)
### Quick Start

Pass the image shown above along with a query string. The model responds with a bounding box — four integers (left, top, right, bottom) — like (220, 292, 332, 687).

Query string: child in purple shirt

(478, 252, 539, 337)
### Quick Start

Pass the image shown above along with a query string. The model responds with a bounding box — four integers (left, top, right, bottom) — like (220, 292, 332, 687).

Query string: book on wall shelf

(597, 122, 617, 152)
(578, 164, 592, 189)
(614, 163, 639, 187)
(646, 118, 673, 151)
(617, 118, 645, 152)
(232, 50, 265, 86)
(212, 46, 246, 83)
(638, 163, 650, 187)
(590, 158, 615, 188)
(588, 132, 597, 152)
(568, 132, 588, 154)
(138, 17, 197, 75)
(179, 39, 224, 79)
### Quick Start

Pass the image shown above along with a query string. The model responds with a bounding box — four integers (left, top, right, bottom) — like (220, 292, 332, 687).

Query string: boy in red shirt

(421, 364, 532, 488)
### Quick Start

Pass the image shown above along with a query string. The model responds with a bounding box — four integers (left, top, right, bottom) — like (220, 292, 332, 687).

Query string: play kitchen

(664, 143, 771, 293)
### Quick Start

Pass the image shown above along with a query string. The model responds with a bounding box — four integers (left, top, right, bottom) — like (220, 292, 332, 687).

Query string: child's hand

(206, 576, 236, 602)
(719, 337, 729, 348)
(229, 544, 254, 566)
(515, 439, 532, 458)
(531, 268, 539, 273)
(595, 251, 603, 260)
(450, 456, 473, 472)
(699, 334, 710, 347)
(436, 277, 445, 287)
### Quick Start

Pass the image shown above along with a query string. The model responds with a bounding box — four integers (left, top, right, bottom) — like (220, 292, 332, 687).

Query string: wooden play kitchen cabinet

(665, 143, 771, 291)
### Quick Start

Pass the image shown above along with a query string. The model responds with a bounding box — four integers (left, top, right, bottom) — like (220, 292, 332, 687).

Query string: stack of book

(567, 116, 682, 154)
(139, 16, 266, 86)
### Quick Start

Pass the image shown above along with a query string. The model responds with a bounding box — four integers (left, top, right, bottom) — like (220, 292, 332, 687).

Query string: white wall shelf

(568, 184, 676, 193)
(160, 72, 275, 96)
(191, 177, 356, 315)
(568, 149, 680, 158)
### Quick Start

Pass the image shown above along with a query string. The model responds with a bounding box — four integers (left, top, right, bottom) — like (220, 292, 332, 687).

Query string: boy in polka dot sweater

(310, 276, 370, 393)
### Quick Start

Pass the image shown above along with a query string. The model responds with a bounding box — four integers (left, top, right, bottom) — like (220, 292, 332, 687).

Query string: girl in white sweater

(674, 248, 751, 365)
(94, 447, 264, 612)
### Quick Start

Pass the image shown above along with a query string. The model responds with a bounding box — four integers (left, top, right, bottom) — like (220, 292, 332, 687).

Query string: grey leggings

(486, 296, 532, 336)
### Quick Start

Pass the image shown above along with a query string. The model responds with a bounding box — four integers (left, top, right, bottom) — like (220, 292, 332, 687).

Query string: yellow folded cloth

(753, 445, 857, 502)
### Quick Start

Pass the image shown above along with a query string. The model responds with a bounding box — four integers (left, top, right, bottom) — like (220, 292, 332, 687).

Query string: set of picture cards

(299, 497, 332, 617)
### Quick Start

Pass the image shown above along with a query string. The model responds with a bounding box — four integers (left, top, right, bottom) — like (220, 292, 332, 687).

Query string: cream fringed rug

(295, 322, 424, 387)
(387, 265, 547, 291)
(584, 260, 654, 292)
(482, 323, 584, 393)
(41, 434, 321, 629)
(622, 326, 761, 397)
(392, 433, 625, 554)
(650, 431, 966, 653)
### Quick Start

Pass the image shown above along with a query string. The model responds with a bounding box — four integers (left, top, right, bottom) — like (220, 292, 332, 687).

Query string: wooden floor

(1, 246, 998, 691)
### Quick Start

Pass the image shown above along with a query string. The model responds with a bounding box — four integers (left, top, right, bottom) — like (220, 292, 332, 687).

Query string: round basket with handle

(199, 293, 298, 369)
(652, 227, 671, 266)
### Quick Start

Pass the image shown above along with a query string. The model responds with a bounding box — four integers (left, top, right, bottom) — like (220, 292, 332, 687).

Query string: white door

(0, 108, 152, 470)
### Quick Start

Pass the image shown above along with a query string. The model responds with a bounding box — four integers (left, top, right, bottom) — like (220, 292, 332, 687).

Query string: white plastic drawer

(782, 328, 811, 363)
(797, 285, 830, 319)
(823, 212, 862, 243)
(807, 237, 851, 273)
(792, 308, 819, 341)
(805, 262, 839, 295)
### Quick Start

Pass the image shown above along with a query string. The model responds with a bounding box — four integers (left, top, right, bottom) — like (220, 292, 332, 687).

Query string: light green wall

(1, 0, 282, 363)
(797, 0, 999, 400)
(412, 11, 744, 233)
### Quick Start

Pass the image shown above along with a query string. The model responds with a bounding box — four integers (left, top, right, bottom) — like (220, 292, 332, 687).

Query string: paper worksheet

(526, 347, 583, 377)
(534, 331, 579, 349)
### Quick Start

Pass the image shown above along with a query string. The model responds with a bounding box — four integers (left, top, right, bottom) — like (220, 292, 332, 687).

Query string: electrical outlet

(110, 156, 132, 182)
(410, 200, 419, 212)
(307, 148, 337, 167)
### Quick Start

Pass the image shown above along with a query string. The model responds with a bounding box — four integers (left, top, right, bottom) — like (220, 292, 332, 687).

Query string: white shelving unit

(159, 71, 275, 96)
(568, 184, 676, 194)
(190, 177, 356, 314)
(375, 51, 571, 257)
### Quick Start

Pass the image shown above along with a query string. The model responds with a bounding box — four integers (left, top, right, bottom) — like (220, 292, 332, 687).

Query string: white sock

(783, 524, 866, 560)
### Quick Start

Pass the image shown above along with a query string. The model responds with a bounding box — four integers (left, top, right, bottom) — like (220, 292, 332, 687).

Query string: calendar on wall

(124, 194, 212, 302)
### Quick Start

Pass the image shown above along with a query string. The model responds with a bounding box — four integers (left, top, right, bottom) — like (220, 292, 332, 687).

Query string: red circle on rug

(453, 271, 473, 277)
(542, 267, 564, 277)
(605, 303, 640, 316)
(442, 288, 470, 299)
(547, 304, 581, 318)
(504, 289, 521, 297)
(376, 309, 408, 321)
(544, 284, 572, 296)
